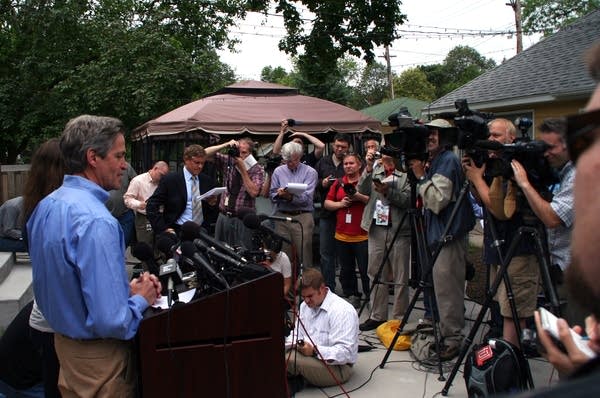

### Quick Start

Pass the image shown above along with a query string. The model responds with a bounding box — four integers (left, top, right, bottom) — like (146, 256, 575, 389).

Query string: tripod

(441, 209, 562, 395)
(378, 176, 473, 380)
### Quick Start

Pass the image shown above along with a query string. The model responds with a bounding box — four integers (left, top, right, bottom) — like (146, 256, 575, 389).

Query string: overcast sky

(217, 0, 542, 81)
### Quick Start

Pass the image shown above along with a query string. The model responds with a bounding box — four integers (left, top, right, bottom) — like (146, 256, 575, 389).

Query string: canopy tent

(132, 81, 381, 141)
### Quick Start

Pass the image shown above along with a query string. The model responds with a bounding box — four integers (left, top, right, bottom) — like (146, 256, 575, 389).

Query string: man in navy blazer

(147, 145, 216, 235)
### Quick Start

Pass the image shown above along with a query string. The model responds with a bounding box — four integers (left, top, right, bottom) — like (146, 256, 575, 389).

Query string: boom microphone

(181, 221, 245, 262)
(180, 241, 229, 289)
(242, 213, 291, 244)
(194, 239, 246, 269)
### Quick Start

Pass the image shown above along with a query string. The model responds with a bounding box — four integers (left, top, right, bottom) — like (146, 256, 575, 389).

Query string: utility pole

(379, 45, 395, 99)
(507, 0, 524, 54)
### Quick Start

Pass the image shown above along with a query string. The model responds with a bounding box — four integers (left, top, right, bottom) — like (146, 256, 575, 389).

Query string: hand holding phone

(539, 307, 597, 359)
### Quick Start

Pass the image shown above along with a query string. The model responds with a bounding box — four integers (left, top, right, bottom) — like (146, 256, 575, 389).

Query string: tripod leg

(529, 226, 561, 314)
(443, 226, 535, 395)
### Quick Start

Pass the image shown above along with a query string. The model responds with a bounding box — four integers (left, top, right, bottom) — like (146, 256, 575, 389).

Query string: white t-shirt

(269, 251, 292, 278)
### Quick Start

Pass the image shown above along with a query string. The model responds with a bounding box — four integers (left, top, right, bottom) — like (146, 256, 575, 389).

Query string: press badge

(374, 199, 390, 226)
(345, 212, 352, 224)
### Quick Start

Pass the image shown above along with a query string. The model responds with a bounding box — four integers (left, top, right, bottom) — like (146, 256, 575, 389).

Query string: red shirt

(326, 175, 367, 240)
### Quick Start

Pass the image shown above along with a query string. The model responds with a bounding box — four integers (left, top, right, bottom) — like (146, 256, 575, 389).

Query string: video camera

(454, 99, 557, 192)
(380, 107, 430, 162)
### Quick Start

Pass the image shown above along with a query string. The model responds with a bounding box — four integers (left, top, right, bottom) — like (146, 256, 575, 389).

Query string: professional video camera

(380, 107, 430, 162)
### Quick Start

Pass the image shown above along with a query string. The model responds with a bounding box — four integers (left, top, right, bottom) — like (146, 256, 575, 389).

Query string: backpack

(463, 338, 530, 397)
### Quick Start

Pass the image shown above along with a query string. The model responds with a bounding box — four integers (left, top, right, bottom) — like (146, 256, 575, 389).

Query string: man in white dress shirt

(286, 268, 359, 392)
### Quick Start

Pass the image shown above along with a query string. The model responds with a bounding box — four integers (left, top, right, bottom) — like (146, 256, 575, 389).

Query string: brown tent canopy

(132, 81, 381, 140)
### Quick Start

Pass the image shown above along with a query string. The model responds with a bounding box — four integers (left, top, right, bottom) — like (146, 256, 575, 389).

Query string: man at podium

(285, 268, 359, 393)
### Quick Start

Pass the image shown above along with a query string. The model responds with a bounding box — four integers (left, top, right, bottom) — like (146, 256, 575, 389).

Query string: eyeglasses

(566, 108, 600, 164)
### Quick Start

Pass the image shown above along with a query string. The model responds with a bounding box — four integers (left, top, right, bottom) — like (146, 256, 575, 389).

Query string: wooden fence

(0, 164, 30, 204)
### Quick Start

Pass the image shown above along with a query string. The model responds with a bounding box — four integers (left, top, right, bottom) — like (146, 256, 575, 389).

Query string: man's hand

(365, 149, 377, 172)
(296, 340, 316, 357)
(130, 272, 161, 305)
(408, 159, 425, 179)
(276, 187, 293, 201)
(322, 174, 334, 189)
(534, 311, 593, 376)
(280, 119, 289, 133)
(462, 156, 485, 183)
(511, 159, 531, 189)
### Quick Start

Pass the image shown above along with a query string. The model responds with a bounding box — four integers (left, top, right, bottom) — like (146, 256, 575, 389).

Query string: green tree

(349, 61, 390, 109)
(419, 46, 496, 98)
(522, 0, 600, 36)
(274, 0, 405, 105)
(261, 66, 290, 84)
(0, 0, 403, 163)
(393, 68, 436, 102)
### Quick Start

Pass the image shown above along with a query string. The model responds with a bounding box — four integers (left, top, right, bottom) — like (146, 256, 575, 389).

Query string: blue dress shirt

(27, 175, 148, 340)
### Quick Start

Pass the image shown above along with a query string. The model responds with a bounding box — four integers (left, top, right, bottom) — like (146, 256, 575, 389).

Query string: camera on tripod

(380, 107, 430, 162)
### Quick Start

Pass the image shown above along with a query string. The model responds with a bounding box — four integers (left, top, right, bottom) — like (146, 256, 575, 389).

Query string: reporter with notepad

(269, 141, 318, 269)
(205, 138, 264, 250)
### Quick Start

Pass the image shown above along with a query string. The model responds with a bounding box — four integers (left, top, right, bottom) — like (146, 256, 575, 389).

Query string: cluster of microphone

(131, 211, 296, 307)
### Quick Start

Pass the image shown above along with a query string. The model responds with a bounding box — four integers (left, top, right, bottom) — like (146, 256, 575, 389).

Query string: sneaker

(359, 318, 385, 331)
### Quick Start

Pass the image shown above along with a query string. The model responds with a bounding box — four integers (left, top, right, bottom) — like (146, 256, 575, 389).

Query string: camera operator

(273, 119, 325, 167)
(511, 118, 586, 328)
(358, 148, 412, 331)
(314, 133, 352, 291)
(409, 119, 475, 360)
(258, 235, 292, 296)
(205, 138, 265, 250)
(463, 118, 540, 347)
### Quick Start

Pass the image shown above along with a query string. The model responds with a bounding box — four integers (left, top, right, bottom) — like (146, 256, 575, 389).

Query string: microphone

(193, 239, 246, 269)
(473, 140, 504, 151)
(159, 258, 183, 301)
(180, 241, 229, 289)
(181, 221, 246, 262)
(257, 213, 300, 223)
(156, 232, 180, 258)
(242, 213, 291, 244)
(131, 242, 160, 275)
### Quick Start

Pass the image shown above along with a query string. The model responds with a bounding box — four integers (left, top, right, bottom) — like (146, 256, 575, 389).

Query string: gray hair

(60, 115, 125, 174)
(281, 141, 303, 161)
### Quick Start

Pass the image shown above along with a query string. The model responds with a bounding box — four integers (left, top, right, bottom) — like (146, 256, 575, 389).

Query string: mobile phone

(538, 307, 596, 359)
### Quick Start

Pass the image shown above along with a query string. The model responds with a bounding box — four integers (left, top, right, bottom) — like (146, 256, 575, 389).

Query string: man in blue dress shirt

(27, 115, 161, 397)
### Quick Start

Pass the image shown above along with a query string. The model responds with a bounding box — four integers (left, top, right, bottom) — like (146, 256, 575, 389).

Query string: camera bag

(463, 338, 529, 397)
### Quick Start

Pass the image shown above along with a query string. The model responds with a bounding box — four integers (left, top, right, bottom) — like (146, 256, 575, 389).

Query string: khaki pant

(54, 334, 135, 398)
(432, 237, 467, 346)
(286, 352, 353, 387)
(367, 226, 411, 321)
(274, 211, 314, 268)
(490, 255, 540, 318)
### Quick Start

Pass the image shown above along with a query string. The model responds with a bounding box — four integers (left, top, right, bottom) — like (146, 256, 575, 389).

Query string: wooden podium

(137, 271, 286, 397)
